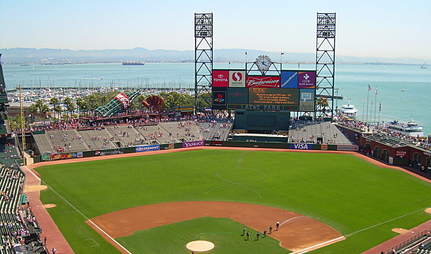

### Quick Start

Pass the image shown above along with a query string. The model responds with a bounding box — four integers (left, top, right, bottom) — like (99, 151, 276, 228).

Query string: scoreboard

(212, 69, 316, 111)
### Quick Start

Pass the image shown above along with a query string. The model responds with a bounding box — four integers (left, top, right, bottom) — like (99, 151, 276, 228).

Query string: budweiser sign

(246, 76, 280, 88)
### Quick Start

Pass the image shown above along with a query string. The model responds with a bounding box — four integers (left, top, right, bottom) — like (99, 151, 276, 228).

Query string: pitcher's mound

(186, 240, 215, 252)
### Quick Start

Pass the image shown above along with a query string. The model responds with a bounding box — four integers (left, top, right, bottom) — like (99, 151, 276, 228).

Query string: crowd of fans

(0, 143, 48, 253)
(338, 120, 431, 150)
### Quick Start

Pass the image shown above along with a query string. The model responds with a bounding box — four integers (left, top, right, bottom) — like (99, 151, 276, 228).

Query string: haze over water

(3, 62, 431, 135)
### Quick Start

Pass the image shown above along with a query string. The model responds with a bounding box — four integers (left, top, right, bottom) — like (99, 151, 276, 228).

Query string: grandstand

(381, 230, 431, 254)
(0, 55, 48, 253)
(30, 121, 208, 155)
(199, 121, 232, 141)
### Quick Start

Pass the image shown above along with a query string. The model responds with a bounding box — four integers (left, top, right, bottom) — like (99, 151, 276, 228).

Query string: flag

(368, 84, 371, 91)
(375, 88, 378, 95)
(379, 103, 382, 111)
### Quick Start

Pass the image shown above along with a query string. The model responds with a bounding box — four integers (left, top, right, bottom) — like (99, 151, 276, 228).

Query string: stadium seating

(31, 121, 211, 154)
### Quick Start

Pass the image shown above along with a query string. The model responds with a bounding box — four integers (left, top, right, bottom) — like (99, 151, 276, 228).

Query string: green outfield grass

(36, 149, 431, 253)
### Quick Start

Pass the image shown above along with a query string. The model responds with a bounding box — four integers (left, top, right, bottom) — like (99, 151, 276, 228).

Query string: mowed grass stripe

(37, 149, 431, 253)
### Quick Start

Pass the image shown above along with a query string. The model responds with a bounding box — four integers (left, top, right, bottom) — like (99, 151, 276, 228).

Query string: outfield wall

(32, 140, 357, 163)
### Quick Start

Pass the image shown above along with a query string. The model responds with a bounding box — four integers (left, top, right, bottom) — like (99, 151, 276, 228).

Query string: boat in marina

(387, 119, 424, 137)
(339, 103, 358, 119)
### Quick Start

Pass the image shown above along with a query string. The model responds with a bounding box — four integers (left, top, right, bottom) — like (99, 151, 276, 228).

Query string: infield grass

(36, 149, 431, 253)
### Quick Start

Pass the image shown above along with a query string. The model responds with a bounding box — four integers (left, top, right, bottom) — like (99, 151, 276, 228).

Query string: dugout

(232, 110, 290, 135)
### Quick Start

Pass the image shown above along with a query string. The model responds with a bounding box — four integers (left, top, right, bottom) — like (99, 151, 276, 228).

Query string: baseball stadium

(2, 13, 431, 254)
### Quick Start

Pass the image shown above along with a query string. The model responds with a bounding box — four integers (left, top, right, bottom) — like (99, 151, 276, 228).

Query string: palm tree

(54, 105, 63, 120)
(49, 97, 60, 118)
(34, 99, 45, 113)
(63, 97, 76, 118)
(76, 98, 88, 116)
(86, 94, 98, 115)
(316, 97, 329, 114)
(41, 104, 49, 115)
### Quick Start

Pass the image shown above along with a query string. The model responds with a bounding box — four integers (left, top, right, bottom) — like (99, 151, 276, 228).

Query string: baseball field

(32, 148, 431, 253)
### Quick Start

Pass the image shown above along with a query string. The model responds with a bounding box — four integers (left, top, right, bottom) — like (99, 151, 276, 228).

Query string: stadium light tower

(194, 13, 213, 112)
(316, 12, 336, 118)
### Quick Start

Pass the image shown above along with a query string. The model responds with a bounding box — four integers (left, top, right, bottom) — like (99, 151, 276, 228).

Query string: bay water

(3, 62, 431, 135)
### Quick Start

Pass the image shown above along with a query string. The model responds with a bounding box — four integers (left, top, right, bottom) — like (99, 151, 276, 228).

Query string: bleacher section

(198, 122, 232, 141)
(105, 125, 144, 147)
(0, 162, 46, 253)
(32, 121, 209, 154)
(383, 230, 431, 254)
(289, 121, 353, 145)
(43, 129, 88, 153)
(78, 128, 118, 150)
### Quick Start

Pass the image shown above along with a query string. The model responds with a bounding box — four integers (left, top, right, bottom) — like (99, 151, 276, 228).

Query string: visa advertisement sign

(290, 143, 312, 150)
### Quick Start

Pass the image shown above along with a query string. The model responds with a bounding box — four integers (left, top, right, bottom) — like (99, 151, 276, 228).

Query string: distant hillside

(0, 47, 428, 65)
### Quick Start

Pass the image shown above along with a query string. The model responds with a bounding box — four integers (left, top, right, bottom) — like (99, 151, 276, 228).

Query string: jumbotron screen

(211, 70, 316, 111)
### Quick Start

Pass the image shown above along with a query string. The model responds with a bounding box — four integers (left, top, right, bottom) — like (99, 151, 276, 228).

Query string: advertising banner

(298, 72, 316, 88)
(249, 88, 298, 105)
(136, 145, 160, 152)
(41, 152, 83, 161)
(229, 71, 246, 87)
(114, 93, 131, 110)
(299, 89, 315, 112)
(226, 88, 248, 104)
(95, 149, 123, 156)
(246, 76, 280, 88)
(280, 71, 298, 88)
(182, 140, 205, 148)
(212, 88, 227, 107)
(395, 150, 407, 158)
(290, 143, 312, 150)
(336, 145, 359, 151)
(212, 70, 229, 87)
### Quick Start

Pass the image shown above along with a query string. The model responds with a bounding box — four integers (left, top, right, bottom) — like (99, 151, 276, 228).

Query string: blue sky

(1, 0, 430, 60)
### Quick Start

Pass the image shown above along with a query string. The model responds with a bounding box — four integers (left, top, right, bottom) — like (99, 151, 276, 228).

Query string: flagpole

(374, 86, 378, 124)
(362, 98, 365, 122)
(378, 101, 381, 126)
(366, 84, 370, 123)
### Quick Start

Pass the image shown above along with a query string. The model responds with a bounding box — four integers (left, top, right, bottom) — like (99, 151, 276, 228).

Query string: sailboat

(421, 62, 427, 69)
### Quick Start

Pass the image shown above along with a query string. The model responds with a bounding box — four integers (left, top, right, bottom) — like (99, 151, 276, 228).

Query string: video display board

(212, 69, 316, 111)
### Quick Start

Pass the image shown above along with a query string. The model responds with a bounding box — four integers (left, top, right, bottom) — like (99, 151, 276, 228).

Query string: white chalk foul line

(292, 236, 346, 254)
(22, 166, 132, 254)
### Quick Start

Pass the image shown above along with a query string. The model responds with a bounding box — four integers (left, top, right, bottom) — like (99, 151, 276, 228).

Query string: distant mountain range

(0, 47, 428, 65)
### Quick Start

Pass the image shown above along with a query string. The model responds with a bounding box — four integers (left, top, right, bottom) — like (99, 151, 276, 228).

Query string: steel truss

(194, 13, 213, 111)
(316, 12, 336, 117)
